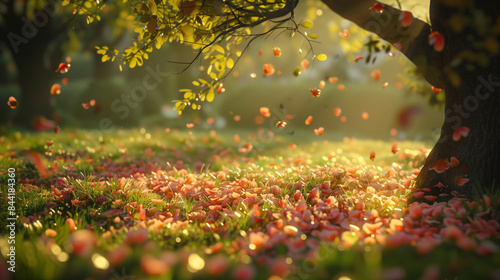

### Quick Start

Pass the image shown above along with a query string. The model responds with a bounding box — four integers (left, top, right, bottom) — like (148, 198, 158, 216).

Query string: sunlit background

(0, 0, 441, 141)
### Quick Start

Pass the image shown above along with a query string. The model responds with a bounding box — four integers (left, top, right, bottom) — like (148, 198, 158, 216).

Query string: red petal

(399, 11, 413, 27)
(263, 63, 275, 77)
(7, 96, 18, 109)
(333, 108, 342, 117)
(272, 47, 281, 57)
(431, 86, 441, 94)
(56, 63, 70, 73)
(371, 69, 381, 81)
(369, 3, 385, 13)
(305, 115, 313, 125)
(429, 159, 449, 173)
(50, 83, 61, 95)
(454, 176, 469, 186)
(339, 29, 349, 38)
(328, 77, 338, 83)
(314, 127, 324, 135)
(354, 56, 363, 62)
(452, 126, 469, 141)
(412, 191, 425, 199)
(301, 59, 309, 71)
(369, 151, 376, 161)
(260, 107, 271, 117)
(391, 143, 400, 154)
(310, 87, 321, 97)
(429, 31, 445, 52)
(424, 195, 438, 201)
(449, 156, 460, 167)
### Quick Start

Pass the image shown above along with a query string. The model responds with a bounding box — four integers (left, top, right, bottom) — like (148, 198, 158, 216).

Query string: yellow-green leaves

(301, 21, 313, 28)
(206, 90, 215, 102)
(316, 54, 327, 61)
(147, 0, 157, 14)
(227, 58, 234, 69)
(293, 66, 302, 77)
(134, 2, 149, 14)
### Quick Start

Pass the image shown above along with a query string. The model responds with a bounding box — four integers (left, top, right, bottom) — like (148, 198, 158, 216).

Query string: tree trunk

(321, 0, 500, 202)
(410, 0, 500, 202)
(11, 40, 60, 127)
(1, 1, 65, 127)
(413, 74, 500, 202)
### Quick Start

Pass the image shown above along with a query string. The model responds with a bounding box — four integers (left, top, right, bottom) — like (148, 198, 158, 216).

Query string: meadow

(0, 127, 499, 280)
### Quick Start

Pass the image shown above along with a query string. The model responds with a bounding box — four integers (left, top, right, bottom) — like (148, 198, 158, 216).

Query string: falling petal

(392, 143, 400, 154)
(449, 157, 460, 167)
(314, 127, 324, 135)
(452, 126, 469, 141)
(305, 115, 313, 125)
(263, 64, 275, 77)
(260, 107, 271, 117)
(55, 63, 71, 73)
(371, 69, 381, 81)
(369, 3, 385, 13)
(412, 191, 425, 199)
(7, 96, 17, 109)
(275, 121, 287, 128)
(454, 176, 469, 186)
(339, 29, 349, 38)
(354, 56, 363, 62)
(310, 87, 321, 97)
(301, 59, 309, 71)
(333, 108, 342, 117)
(328, 77, 338, 83)
(50, 83, 61, 95)
(399, 11, 413, 27)
(272, 47, 281, 57)
(431, 86, 441, 94)
(429, 31, 445, 52)
(429, 159, 449, 173)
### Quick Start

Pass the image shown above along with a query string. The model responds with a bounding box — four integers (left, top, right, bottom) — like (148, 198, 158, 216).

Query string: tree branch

(321, 0, 444, 88)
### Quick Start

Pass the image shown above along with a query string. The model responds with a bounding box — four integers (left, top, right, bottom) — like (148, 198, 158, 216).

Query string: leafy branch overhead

(68, 0, 313, 114)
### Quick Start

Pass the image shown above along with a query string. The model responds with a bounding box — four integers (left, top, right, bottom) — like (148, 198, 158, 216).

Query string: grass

(0, 127, 499, 280)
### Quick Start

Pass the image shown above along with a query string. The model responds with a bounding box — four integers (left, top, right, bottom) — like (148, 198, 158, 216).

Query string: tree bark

(10, 38, 60, 126)
(412, 0, 500, 202)
(321, 0, 500, 202)
(0, 1, 65, 127)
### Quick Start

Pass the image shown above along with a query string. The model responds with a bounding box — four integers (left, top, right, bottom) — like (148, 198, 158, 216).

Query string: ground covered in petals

(1, 128, 499, 280)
